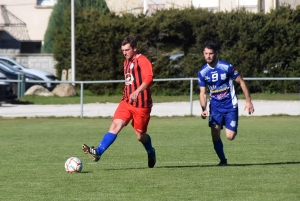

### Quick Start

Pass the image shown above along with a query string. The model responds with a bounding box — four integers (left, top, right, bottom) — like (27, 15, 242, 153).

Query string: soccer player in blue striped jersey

(198, 41, 254, 166)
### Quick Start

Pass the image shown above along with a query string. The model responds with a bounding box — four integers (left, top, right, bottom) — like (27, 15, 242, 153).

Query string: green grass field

(0, 117, 299, 201)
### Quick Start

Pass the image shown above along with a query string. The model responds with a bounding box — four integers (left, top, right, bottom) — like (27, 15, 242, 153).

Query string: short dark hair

(203, 41, 219, 52)
(121, 35, 137, 48)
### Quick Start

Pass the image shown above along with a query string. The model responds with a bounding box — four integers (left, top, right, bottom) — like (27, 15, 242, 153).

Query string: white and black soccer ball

(65, 157, 83, 173)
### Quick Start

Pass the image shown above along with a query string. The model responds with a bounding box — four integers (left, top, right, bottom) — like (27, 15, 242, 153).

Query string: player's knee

(136, 134, 142, 141)
(136, 132, 147, 143)
(227, 136, 235, 141)
(109, 120, 124, 134)
(226, 133, 236, 141)
(225, 129, 236, 141)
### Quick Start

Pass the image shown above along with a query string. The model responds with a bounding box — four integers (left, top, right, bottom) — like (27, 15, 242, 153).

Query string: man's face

(121, 44, 136, 60)
(203, 47, 217, 65)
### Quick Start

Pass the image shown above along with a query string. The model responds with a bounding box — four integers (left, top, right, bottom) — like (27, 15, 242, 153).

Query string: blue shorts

(209, 107, 239, 133)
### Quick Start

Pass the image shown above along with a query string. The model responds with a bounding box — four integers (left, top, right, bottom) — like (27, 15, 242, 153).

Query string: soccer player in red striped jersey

(82, 36, 156, 168)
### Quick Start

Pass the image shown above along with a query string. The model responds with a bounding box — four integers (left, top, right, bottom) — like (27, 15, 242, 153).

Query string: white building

(0, 0, 55, 53)
(191, 0, 299, 13)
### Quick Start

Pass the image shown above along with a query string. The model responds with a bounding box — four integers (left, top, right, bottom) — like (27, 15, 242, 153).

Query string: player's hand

(201, 110, 208, 119)
(129, 91, 139, 103)
(244, 101, 254, 115)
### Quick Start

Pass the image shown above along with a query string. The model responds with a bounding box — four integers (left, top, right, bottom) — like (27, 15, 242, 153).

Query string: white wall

(105, 0, 144, 15)
(1, 0, 54, 41)
(192, 0, 219, 8)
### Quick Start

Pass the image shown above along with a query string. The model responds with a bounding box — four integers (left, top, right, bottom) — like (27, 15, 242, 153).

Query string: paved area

(0, 100, 299, 118)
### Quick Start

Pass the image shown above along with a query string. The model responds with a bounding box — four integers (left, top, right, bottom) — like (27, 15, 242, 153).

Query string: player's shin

(142, 134, 156, 168)
(142, 134, 154, 154)
(96, 132, 117, 156)
(213, 139, 227, 162)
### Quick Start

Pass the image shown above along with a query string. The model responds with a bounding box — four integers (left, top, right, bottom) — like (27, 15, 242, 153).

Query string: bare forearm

(240, 81, 251, 102)
(239, 79, 255, 114)
(136, 82, 148, 93)
(200, 93, 207, 111)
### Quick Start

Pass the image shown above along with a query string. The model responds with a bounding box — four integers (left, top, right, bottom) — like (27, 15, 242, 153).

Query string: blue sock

(213, 139, 226, 161)
(96, 132, 117, 156)
(142, 134, 154, 156)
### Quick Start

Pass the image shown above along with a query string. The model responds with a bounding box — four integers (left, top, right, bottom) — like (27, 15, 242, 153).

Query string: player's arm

(129, 80, 151, 103)
(135, 82, 148, 94)
(235, 75, 255, 114)
(129, 57, 153, 103)
(199, 86, 208, 119)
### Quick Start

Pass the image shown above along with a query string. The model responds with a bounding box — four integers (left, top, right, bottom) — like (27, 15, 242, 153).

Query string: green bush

(49, 5, 300, 95)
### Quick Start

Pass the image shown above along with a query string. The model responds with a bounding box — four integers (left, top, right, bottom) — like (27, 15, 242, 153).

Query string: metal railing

(3, 77, 300, 118)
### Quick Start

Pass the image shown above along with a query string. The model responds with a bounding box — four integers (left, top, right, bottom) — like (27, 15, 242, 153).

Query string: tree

(42, 0, 109, 53)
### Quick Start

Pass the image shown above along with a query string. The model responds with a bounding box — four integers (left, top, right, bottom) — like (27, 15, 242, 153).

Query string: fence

(2, 77, 300, 118)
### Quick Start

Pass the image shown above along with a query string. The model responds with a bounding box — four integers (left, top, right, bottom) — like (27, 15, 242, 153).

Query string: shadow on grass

(1, 99, 33, 105)
(104, 161, 300, 171)
(160, 161, 300, 168)
(77, 171, 90, 174)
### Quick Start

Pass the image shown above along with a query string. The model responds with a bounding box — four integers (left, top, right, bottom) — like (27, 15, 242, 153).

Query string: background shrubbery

(45, 4, 300, 95)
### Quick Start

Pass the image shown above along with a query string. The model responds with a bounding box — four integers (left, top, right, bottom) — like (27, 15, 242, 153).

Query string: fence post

(80, 82, 83, 118)
(21, 74, 25, 97)
(17, 74, 21, 99)
(17, 74, 25, 99)
(61, 69, 67, 81)
(190, 78, 193, 116)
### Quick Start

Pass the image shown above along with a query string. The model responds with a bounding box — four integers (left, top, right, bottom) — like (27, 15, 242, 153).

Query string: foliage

(49, 4, 300, 95)
(42, 0, 109, 53)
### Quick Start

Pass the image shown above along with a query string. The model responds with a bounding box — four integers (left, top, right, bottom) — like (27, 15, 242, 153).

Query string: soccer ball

(65, 157, 83, 173)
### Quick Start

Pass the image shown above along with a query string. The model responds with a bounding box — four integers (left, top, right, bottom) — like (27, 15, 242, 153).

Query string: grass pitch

(0, 116, 299, 201)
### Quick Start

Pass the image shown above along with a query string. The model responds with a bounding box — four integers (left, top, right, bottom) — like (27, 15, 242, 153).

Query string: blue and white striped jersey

(198, 60, 240, 111)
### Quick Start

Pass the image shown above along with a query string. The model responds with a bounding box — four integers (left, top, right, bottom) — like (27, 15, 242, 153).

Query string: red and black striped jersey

(122, 54, 153, 108)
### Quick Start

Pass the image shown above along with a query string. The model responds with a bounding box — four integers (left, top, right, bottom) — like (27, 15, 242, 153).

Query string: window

(37, 0, 57, 6)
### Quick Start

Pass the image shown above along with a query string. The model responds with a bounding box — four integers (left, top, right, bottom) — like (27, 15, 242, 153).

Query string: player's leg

(225, 129, 236, 141)
(211, 125, 227, 165)
(82, 119, 124, 162)
(94, 119, 125, 155)
(135, 131, 156, 168)
(132, 106, 156, 168)
(209, 109, 227, 165)
(82, 101, 131, 162)
(224, 110, 238, 141)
